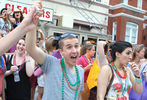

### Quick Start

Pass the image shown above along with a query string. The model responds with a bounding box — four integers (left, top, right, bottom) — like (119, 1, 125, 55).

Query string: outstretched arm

(25, 0, 46, 65)
(0, 0, 42, 56)
(26, 27, 46, 66)
(26, 55, 35, 77)
(97, 41, 108, 68)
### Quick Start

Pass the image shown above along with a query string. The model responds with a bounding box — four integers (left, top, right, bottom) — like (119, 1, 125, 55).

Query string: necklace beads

(61, 58, 80, 100)
(111, 62, 127, 79)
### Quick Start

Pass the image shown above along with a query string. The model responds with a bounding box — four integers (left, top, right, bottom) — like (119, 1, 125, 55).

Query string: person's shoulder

(78, 55, 85, 61)
(46, 53, 60, 62)
(76, 65, 84, 72)
(101, 64, 112, 73)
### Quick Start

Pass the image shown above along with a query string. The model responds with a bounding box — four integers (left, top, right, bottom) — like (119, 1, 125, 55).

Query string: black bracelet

(135, 74, 141, 79)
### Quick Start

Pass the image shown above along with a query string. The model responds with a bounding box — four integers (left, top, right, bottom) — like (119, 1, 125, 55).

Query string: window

(96, 0, 101, 2)
(137, 0, 142, 9)
(122, 0, 128, 4)
(125, 22, 138, 44)
(112, 22, 117, 41)
(73, 23, 90, 31)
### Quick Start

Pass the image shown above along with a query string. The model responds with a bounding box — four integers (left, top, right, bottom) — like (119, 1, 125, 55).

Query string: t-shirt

(41, 54, 84, 100)
(0, 18, 11, 36)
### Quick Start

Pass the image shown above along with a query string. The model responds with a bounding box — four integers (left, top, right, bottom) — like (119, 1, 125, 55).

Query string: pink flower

(113, 83, 121, 90)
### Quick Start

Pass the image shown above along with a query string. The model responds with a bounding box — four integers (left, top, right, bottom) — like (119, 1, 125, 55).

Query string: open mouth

(70, 55, 78, 63)
(71, 56, 77, 59)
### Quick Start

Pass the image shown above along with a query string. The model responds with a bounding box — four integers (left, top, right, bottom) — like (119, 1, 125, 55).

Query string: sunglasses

(60, 33, 77, 39)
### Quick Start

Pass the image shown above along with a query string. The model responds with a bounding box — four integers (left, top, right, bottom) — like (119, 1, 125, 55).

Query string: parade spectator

(129, 44, 146, 100)
(77, 43, 95, 100)
(0, 8, 12, 37)
(0, 1, 42, 99)
(137, 47, 147, 99)
(7, 9, 24, 53)
(4, 39, 35, 100)
(0, 54, 6, 100)
(97, 41, 143, 100)
(12, 9, 24, 29)
(0, 0, 42, 56)
(26, 30, 84, 100)
(88, 41, 113, 100)
(36, 28, 45, 100)
(104, 41, 113, 63)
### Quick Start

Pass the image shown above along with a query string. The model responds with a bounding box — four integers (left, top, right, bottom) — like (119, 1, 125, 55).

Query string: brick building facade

(108, 0, 147, 46)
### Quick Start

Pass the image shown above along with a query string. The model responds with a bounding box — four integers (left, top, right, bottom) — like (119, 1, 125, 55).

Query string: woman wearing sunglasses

(97, 41, 142, 100)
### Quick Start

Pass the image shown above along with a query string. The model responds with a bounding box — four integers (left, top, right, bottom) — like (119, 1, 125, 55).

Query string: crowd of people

(0, 0, 147, 100)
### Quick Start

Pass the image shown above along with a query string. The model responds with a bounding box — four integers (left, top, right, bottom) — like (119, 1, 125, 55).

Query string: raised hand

(22, 0, 42, 32)
(6, 8, 12, 15)
(130, 62, 140, 77)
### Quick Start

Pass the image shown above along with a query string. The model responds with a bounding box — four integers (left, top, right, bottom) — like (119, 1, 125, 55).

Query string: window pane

(137, 0, 142, 9)
(126, 27, 130, 36)
(122, 0, 128, 4)
(132, 29, 137, 37)
(126, 22, 138, 44)
(96, 0, 101, 2)
(131, 37, 136, 43)
(112, 22, 117, 41)
(125, 36, 129, 42)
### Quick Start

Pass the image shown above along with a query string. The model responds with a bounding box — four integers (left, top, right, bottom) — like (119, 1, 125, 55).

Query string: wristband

(134, 74, 141, 79)
(135, 77, 142, 83)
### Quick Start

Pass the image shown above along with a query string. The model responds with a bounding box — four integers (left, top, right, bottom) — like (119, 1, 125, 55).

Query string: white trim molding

(144, 16, 147, 20)
(110, 3, 146, 14)
(109, 13, 144, 21)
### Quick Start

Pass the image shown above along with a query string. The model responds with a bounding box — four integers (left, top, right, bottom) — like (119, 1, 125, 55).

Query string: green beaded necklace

(60, 58, 80, 100)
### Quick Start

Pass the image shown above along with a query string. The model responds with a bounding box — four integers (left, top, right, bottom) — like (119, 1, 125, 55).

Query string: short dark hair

(110, 41, 132, 61)
(1, 8, 7, 14)
(58, 33, 77, 49)
(104, 42, 113, 54)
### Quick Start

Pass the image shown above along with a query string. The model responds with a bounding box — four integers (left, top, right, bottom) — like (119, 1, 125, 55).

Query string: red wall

(108, 0, 146, 45)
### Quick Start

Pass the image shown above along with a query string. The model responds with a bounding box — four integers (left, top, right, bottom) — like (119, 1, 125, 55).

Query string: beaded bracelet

(134, 74, 141, 79)
(135, 77, 142, 83)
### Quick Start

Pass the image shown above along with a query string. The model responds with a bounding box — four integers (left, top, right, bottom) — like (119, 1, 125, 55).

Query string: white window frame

(137, 0, 142, 9)
(112, 22, 117, 41)
(125, 22, 138, 44)
(122, 0, 128, 4)
(96, 0, 101, 2)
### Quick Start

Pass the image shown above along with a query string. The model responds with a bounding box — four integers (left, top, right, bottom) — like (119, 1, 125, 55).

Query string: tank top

(5, 55, 31, 100)
(106, 65, 132, 100)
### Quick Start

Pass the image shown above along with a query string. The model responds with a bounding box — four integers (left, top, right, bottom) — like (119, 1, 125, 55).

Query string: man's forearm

(0, 22, 27, 56)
